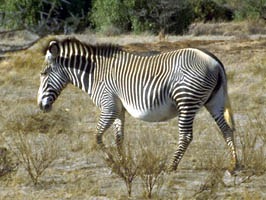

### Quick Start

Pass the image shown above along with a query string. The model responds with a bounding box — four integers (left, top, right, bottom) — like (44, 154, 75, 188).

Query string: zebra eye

(40, 67, 51, 76)
(40, 71, 47, 76)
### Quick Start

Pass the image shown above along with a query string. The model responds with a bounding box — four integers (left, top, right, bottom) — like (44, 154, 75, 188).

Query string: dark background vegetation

(0, 0, 266, 36)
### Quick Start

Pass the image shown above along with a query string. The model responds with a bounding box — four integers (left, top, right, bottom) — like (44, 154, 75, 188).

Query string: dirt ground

(0, 30, 265, 199)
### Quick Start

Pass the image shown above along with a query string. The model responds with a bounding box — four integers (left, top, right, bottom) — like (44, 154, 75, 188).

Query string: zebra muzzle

(39, 97, 53, 112)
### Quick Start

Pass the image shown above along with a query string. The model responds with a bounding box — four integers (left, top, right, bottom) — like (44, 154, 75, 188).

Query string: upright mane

(42, 37, 123, 56)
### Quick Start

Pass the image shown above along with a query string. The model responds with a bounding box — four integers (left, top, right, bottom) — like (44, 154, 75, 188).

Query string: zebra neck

(65, 62, 95, 97)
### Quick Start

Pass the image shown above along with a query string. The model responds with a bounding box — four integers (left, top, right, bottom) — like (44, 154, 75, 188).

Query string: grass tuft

(3, 132, 61, 185)
(100, 143, 139, 197)
(237, 113, 266, 176)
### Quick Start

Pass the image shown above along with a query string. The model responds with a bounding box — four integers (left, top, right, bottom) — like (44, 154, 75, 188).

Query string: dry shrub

(188, 21, 266, 37)
(188, 22, 224, 36)
(4, 107, 72, 136)
(100, 143, 139, 197)
(246, 19, 266, 35)
(101, 25, 122, 36)
(237, 114, 266, 176)
(0, 147, 17, 178)
(1, 107, 66, 185)
(100, 131, 169, 198)
(137, 134, 168, 199)
(193, 151, 227, 199)
(5, 132, 60, 185)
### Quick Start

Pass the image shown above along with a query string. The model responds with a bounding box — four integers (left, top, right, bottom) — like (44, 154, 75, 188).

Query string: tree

(0, 0, 92, 36)
(233, 0, 266, 20)
(131, 0, 194, 34)
(90, 0, 131, 33)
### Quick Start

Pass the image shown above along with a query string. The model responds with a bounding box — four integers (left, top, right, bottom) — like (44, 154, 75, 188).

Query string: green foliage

(0, 0, 44, 29)
(1, 0, 266, 35)
(126, 0, 154, 33)
(130, 0, 194, 34)
(90, 0, 131, 33)
(0, 0, 92, 34)
(233, 0, 266, 20)
(167, 2, 195, 34)
(90, 0, 195, 34)
(189, 0, 233, 22)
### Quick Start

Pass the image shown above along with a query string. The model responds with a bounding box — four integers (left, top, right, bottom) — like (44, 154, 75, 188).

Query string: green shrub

(233, 0, 266, 20)
(189, 0, 233, 22)
(0, 0, 43, 29)
(0, 0, 91, 34)
(129, 0, 194, 34)
(90, 0, 131, 33)
(90, 0, 195, 35)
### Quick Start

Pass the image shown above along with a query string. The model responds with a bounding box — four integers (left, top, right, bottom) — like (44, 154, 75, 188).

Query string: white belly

(123, 101, 178, 122)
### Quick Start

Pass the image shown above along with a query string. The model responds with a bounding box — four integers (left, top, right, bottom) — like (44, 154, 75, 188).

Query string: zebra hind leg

(209, 111, 238, 172)
(205, 102, 239, 173)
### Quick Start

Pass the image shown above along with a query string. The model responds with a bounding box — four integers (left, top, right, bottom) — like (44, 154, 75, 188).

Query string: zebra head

(38, 40, 68, 112)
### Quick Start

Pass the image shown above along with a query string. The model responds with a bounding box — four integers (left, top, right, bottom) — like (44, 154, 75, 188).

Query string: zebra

(37, 37, 239, 172)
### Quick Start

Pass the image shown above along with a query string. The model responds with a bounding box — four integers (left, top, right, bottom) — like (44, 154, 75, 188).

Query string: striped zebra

(38, 37, 238, 172)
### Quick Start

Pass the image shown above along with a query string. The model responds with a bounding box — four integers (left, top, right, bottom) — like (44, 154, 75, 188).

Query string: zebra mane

(42, 37, 123, 56)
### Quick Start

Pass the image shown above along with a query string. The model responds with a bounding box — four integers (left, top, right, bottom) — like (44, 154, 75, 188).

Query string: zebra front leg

(170, 112, 195, 171)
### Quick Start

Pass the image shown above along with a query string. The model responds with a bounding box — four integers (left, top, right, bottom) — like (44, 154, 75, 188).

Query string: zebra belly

(123, 102, 178, 122)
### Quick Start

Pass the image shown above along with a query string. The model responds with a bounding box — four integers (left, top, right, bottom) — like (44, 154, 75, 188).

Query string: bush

(0, 0, 42, 29)
(0, 0, 91, 35)
(0, 147, 16, 178)
(90, 0, 195, 35)
(190, 0, 233, 22)
(138, 142, 168, 198)
(6, 132, 60, 185)
(100, 131, 169, 198)
(129, 0, 194, 34)
(233, 0, 266, 20)
(100, 144, 139, 197)
(238, 114, 266, 175)
(90, 0, 131, 33)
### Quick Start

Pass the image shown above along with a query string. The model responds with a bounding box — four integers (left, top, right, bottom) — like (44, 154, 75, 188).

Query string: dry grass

(137, 134, 168, 199)
(99, 131, 169, 198)
(0, 30, 266, 199)
(100, 144, 139, 197)
(0, 147, 17, 178)
(237, 114, 266, 176)
(4, 132, 60, 185)
(188, 20, 266, 38)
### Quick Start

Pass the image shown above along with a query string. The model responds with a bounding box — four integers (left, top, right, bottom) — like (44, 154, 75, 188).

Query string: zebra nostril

(44, 104, 50, 110)
(42, 103, 52, 112)
(39, 97, 53, 112)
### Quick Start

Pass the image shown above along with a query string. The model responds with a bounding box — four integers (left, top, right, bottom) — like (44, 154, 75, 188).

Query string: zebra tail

(224, 94, 235, 131)
(216, 59, 235, 132)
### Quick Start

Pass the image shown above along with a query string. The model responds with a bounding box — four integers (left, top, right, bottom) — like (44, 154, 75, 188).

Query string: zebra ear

(49, 41, 59, 57)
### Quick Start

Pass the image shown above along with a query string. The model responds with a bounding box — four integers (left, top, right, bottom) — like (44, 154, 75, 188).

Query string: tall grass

(5, 132, 60, 185)
(237, 113, 266, 175)
(99, 131, 170, 198)
(100, 143, 139, 197)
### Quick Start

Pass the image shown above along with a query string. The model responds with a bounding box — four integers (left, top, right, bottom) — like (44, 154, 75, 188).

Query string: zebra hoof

(228, 163, 243, 176)
(167, 164, 177, 173)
